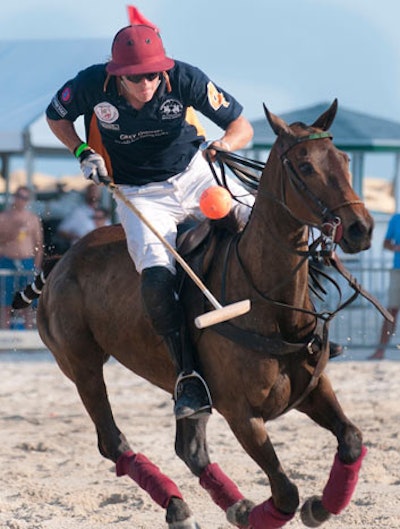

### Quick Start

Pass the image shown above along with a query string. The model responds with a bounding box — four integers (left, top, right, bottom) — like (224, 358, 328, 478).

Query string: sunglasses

(15, 193, 30, 201)
(124, 72, 160, 84)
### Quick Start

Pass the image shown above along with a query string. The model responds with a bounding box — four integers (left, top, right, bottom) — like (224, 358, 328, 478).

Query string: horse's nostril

(347, 221, 370, 241)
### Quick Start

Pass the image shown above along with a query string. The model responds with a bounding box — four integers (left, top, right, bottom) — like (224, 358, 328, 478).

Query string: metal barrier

(0, 268, 37, 330)
(0, 259, 394, 348)
(319, 256, 391, 350)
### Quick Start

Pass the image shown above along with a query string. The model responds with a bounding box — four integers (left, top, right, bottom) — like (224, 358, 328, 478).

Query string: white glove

(79, 150, 109, 185)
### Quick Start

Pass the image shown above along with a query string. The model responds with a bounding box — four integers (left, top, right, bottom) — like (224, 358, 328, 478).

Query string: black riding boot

(164, 330, 212, 420)
(141, 266, 212, 420)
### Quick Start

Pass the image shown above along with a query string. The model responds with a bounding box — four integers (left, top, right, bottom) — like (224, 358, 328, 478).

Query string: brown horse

(35, 100, 373, 529)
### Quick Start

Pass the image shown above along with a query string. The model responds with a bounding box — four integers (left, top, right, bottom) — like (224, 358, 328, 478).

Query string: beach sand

(0, 350, 399, 529)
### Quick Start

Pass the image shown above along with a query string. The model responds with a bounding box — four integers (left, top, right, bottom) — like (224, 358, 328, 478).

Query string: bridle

(210, 132, 363, 246)
(276, 131, 363, 243)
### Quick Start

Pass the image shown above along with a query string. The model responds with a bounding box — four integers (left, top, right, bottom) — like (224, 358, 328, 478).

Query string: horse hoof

(300, 496, 331, 527)
(168, 515, 201, 529)
(226, 498, 256, 528)
(167, 498, 201, 529)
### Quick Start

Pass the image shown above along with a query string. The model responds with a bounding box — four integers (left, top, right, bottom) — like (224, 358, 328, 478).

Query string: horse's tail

(12, 255, 61, 310)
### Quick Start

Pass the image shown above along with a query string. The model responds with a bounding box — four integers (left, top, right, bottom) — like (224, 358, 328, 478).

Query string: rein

(208, 144, 390, 324)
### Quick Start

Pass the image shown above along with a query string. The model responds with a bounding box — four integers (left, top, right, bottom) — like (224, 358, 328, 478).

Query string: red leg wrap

(116, 450, 183, 508)
(322, 445, 367, 515)
(199, 462, 245, 511)
(249, 498, 295, 529)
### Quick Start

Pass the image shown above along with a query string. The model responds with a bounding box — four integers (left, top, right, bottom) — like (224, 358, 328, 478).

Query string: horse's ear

(263, 103, 291, 137)
(311, 99, 338, 131)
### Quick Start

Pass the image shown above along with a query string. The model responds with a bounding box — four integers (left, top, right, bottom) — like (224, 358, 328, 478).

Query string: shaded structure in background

(250, 102, 400, 210)
(0, 38, 110, 204)
(1, 38, 400, 212)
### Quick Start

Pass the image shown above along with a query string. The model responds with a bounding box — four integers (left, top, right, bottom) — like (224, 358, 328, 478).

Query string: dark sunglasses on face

(124, 72, 160, 84)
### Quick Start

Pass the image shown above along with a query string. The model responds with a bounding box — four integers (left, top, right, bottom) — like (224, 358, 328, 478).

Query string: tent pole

(393, 153, 400, 212)
(23, 128, 35, 193)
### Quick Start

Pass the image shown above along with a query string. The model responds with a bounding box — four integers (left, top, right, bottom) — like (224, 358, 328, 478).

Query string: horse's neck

(235, 159, 315, 335)
(239, 211, 309, 293)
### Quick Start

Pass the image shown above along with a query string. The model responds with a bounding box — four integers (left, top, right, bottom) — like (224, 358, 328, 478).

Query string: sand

(0, 350, 399, 529)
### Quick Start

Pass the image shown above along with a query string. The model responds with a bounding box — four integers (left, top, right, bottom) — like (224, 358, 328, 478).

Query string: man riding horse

(45, 23, 255, 420)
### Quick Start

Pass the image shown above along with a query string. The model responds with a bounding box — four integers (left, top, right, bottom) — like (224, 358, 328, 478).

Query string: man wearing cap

(45, 23, 255, 420)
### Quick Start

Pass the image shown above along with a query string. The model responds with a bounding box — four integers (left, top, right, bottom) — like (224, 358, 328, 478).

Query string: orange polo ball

(199, 186, 232, 219)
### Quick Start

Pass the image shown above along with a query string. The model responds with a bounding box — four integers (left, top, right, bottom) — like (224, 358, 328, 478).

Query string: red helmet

(106, 25, 174, 76)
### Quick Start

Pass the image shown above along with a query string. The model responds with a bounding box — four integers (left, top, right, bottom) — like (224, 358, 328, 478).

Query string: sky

(2, 0, 400, 180)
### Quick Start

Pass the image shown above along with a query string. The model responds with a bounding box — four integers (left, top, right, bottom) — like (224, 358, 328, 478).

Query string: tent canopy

(0, 38, 111, 154)
(3, 40, 400, 204)
(252, 101, 400, 151)
(250, 102, 400, 203)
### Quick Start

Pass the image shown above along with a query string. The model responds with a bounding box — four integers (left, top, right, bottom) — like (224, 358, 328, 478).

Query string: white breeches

(115, 151, 255, 274)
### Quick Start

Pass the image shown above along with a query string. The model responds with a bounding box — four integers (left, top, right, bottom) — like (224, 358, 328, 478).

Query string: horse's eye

(298, 162, 314, 176)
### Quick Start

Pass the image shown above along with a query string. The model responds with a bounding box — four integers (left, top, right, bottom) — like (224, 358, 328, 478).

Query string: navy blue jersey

(46, 60, 243, 185)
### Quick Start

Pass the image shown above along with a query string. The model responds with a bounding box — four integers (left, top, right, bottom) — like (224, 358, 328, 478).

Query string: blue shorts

(0, 257, 35, 306)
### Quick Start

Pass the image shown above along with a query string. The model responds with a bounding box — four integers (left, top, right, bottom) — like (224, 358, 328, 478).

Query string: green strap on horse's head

(277, 131, 333, 157)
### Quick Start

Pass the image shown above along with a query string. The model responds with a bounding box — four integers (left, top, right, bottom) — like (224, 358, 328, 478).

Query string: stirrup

(173, 370, 212, 420)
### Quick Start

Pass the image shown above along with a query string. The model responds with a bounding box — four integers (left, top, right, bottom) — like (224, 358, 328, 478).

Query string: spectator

(57, 183, 102, 246)
(0, 186, 43, 328)
(369, 213, 400, 360)
(92, 206, 111, 229)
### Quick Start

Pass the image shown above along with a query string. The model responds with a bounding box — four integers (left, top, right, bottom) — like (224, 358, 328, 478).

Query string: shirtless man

(57, 183, 102, 247)
(0, 186, 43, 328)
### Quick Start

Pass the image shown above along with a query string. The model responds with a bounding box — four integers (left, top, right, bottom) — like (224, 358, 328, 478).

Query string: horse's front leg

(176, 416, 256, 528)
(297, 373, 367, 528)
(179, 411, 298, 529)
(226, 415, 299, 529)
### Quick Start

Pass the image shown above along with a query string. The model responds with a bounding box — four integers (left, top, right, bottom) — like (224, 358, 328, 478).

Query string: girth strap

(211, 321, 323, 357)
(210, 318, 330, 414)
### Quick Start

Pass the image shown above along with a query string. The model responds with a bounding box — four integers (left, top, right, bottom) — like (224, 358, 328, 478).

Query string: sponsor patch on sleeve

(207, 82, 230, 111)
(61, 85, 72, 103)
(51, 95, 68, 118)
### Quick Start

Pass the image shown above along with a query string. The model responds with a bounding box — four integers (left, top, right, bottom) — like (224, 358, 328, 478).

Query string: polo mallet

(104, 181, 251, 329)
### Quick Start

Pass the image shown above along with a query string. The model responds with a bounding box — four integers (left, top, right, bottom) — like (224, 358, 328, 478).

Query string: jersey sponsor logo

(61, 86, 72, 103)
(207, 82, 230, 111)
(117, 129, 168, 144)
(159, 99, 184, 120)
(51, 95, 67, 118)
(99, 122, 120, 131)
(94, 102, 119, 124)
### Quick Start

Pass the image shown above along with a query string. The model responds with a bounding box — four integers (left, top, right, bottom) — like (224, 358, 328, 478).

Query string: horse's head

(262, 99, 373, 254)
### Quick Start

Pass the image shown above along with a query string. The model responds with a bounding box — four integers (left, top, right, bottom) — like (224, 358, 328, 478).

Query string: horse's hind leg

(58, 341, 199, 529)
(297, 374, 367, 527)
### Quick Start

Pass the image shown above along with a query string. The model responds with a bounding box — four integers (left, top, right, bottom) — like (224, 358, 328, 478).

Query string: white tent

(0, 38, 111, 198)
